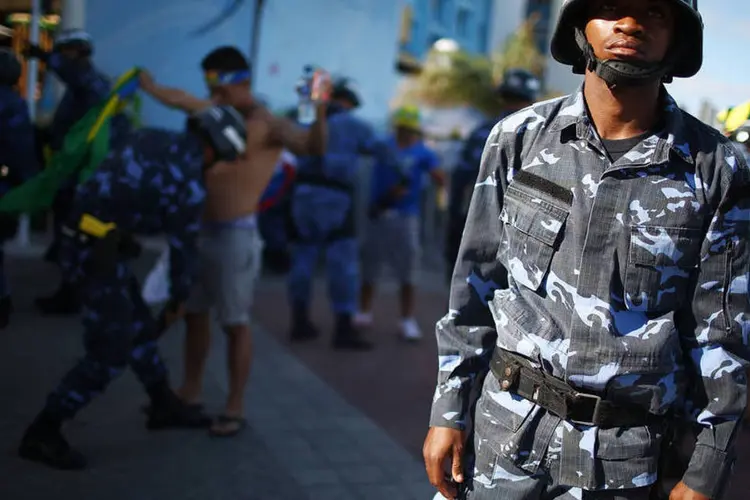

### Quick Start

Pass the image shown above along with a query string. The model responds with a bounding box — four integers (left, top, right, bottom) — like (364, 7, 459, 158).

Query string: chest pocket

(625, 225, 702, 313)
(499, 173, 571, 291)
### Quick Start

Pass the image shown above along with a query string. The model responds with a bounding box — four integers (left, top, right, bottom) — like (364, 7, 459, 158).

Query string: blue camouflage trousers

(287, 183, 358, 314)
(458, 425, 653, 499)
(43, 235, 168, 420)
(288, 238, 359, 314)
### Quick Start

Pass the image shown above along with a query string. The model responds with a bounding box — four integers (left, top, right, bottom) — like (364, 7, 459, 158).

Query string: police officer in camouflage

(445, 68, 540, 283)
(288, 78, 399, 350)
(424, 1, 749, 499)
(0, 48, 39, 327)
(18, 106, 246, 471)
(23, 29, 132, 315)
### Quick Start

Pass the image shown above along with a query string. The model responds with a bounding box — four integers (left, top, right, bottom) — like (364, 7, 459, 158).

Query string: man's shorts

(361, 211, 420, 286)
(185, 217, 264, 327)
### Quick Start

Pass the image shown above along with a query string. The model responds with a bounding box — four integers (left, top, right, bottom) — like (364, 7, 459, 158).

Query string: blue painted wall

(86, 0, 255, 130)
(402, 0, 493, 59)
(85, 0, 404, 128)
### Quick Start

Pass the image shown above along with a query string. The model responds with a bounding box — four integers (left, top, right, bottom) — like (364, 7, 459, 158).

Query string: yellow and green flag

(0, 67, 142, 214)
(717, 101, 750, 134)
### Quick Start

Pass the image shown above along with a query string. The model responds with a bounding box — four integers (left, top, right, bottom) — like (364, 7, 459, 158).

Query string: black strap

(295, 173, 353, 193)
(490, 350, 663, 428)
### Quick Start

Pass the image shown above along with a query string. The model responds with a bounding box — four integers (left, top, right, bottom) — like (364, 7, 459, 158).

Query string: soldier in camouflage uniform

(23, 29, 132, 315)
(17, 106, 246, 471)
(424, 1, 749, 500)
(445, 68, 541, 284)
(0, 48, 40, 327)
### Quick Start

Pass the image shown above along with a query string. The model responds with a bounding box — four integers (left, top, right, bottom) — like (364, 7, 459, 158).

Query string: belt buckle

(568, 392, 602, 426)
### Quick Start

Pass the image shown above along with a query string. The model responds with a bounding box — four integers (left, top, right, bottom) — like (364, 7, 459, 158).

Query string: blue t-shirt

(369, 138, 440, 216)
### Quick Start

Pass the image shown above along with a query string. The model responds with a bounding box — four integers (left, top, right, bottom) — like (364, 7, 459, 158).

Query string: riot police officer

(18, 106, 246, 470)
(287, 78, 398, 350)
(424, 1, 748, 500)
(0, 47, 39, 328)
(23, 29, 131, 315)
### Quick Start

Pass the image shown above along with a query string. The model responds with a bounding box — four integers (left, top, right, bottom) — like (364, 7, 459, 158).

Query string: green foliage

(491, 13, 547, 82)
(400, 48, 497, 113)
(394, 14, 559, 116)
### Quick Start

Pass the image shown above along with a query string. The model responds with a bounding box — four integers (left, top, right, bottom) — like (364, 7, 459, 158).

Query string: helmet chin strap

(574, 28, 673, 88)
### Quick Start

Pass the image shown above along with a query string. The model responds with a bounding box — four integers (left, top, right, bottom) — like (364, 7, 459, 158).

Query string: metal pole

(249, 0, 265, 91)
(15, 0, 42, 248)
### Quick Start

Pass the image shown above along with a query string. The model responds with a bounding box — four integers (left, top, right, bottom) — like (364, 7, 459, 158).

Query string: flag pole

(15, 0, 42, 248)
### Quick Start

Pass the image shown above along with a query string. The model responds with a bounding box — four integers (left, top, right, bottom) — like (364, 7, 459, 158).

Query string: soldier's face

(585, 0, 675, 64)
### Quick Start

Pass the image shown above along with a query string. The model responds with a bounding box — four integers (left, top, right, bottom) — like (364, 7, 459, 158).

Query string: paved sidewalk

(0, 252, 433, 500)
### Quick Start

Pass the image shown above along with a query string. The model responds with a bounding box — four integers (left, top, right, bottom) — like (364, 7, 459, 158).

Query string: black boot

(332, 313, 373, 351)
(289, 305, 319, 342)
(0, 295, 12, 329)
(144, 381, 211, 430)
(35, 280, 81, 315)
(18, 413, 86, 470)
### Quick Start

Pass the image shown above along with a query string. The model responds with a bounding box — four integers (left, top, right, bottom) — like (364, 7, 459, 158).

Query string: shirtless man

(138, 46, 328, 436)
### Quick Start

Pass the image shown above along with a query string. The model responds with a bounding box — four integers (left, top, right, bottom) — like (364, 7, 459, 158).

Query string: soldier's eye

(648, 6, 666, 18)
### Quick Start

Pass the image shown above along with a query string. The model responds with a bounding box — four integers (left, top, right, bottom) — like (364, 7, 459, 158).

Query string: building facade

(63, 0, 406, 128)
(400, 0, 494, 59)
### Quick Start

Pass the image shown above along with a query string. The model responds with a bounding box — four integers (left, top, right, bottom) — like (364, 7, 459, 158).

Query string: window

(456, 7, 469, 38)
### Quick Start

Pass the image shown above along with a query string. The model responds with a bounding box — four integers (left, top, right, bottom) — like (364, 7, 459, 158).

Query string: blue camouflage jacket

(0, 85, 39, 193)
(297, 109, 400, 186)
(431, 87, 750, 497)
(46, 53, 130, 151)
(74, 128, 206, 302)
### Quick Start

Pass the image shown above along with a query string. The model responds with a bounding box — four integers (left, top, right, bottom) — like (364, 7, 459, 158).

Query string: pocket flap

(595, 425, 662, 460)
(476, 374, 537, 434)
(628, 226, 702, 268)
(503, 185, 569, 248)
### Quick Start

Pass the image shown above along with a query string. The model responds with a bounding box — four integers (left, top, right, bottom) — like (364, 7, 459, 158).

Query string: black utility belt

(295, 173, 353, 193)
(490, 350, 664, 428)
(62, 213, 142, 276)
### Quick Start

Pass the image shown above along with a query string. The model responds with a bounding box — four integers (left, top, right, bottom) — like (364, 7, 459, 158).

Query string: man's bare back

(138, 71, 328, 221)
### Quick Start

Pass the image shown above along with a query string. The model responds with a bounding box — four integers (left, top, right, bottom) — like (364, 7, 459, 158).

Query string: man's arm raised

(138, 71, 211, 113)
(266, 103, 328, 157)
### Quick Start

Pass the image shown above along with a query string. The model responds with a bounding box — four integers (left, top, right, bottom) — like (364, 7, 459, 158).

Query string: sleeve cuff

(429, 390, 468, 430)
(682, 444, 735, 499)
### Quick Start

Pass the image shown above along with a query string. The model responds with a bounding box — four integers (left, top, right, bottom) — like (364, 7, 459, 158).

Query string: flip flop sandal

(209, 415, 247, 438)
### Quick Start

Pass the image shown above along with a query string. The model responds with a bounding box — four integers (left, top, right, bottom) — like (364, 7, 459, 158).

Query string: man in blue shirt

(355, 105, 444, 341)
(445, 68, 541, 283)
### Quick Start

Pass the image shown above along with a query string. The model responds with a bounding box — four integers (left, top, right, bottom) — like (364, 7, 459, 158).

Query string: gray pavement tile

(305, 487, 355, 500)
(290, 468, 342, 487)
(338, 464, 388, 484)
(0, 253, 433, 500)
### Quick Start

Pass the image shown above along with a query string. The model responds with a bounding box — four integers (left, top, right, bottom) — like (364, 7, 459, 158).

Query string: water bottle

(296, 65, 315, 125)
